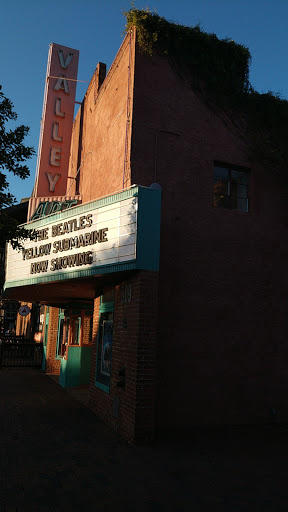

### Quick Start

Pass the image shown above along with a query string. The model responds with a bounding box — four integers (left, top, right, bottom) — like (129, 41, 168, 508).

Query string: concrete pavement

(1, 367, 288, 511)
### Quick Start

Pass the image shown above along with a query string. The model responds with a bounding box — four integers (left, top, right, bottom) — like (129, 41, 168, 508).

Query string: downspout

(122, 29, 133, 190)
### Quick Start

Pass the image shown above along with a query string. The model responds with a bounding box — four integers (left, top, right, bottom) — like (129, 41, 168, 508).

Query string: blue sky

(1, 0, 288, 203)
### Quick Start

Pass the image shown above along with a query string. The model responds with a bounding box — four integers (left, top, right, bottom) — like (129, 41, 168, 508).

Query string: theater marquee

(4, 187, 161, 292)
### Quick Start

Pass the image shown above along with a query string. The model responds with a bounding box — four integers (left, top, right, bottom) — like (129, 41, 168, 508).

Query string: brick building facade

(3, 14, 288, 443)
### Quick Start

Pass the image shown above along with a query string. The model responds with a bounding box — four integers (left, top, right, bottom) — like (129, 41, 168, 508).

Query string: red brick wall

(81, 313, 93, 345)
(133, 271, 159, 443)
(45, 307, 60, 374)
(72, 31, 135, 204)
(88, 271, 159, 444)
(41, 35, 288, 440)
(130, 46, 288, 433)
(67, 104, 81, 197)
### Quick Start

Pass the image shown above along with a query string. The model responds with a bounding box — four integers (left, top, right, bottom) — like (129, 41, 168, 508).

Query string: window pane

(231, 170, 248, 185)
(235, 197, 248, 212)
(214, 179, 229, 208)
(43, 308, 49, 347)
(231, 171, 248, 211)
(214, 166, 229, 208)
(214, 191, 231, 208)
(65, 318, 70, 344)
(230, 183, 248, 198)
(214, 165, 249, 212)
(57, 318, 64, 356)
(214, 166, 229, 180)
(73, 318, 80, 345)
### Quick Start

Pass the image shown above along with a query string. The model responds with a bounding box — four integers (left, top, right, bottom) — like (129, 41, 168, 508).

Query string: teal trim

(75, 316, 81, 345)
(99, 300, 114, 313)
(3, 260, 137, 291)
(79, 346, 93, 386)
(3, 185, 162, 297)
(56, 310, 65, 359)
(59, 345, 92, 388)
(59, 358, 68, 387)
(95, 381, 109, 393)
(59, 347, 80, 387)
(23, 186, 140, 229)
(43, 307, 50, 347)
(136, 187, 162, 271)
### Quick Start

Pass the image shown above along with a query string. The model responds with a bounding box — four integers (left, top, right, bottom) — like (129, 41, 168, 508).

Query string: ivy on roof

(125, 8, 288, 180)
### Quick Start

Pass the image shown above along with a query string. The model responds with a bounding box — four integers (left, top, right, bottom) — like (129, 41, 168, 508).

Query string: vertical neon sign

(34, 43, 79, 197)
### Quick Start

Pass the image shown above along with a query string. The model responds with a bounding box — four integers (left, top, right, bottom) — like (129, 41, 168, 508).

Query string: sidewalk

(1, 367, 288, 511)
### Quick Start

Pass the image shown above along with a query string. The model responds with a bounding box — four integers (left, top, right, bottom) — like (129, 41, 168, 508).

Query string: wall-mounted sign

(4, 187, 162, 296)
(27, 195, 81, 222)
(19, 305, 31, 316)
(6, 194, 138, 285)
(30, 198, 79, 221)
(121, 283, 132, 303)
(33, 43, 79, 198)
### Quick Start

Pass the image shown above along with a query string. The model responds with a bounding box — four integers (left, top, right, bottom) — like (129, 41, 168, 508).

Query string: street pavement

(1, 367, 288, 511)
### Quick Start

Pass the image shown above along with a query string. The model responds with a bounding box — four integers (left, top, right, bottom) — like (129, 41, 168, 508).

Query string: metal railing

(0, 334, 26, 344)
(0, 341, 43, 367)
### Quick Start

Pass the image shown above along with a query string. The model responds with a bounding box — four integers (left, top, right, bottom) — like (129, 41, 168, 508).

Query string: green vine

(125, 8, 288, 180)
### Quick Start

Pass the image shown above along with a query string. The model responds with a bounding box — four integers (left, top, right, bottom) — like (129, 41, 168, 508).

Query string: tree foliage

(125, 8, 288, 181)
(0, 85, 35, 249)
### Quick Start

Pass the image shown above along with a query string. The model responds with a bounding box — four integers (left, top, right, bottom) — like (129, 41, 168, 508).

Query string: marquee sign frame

(4, 186, 161, 294)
